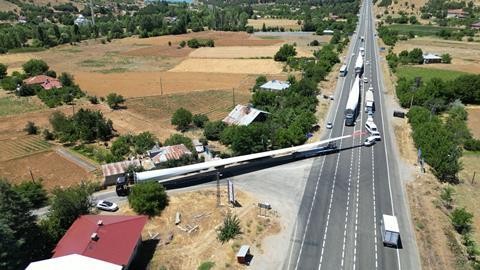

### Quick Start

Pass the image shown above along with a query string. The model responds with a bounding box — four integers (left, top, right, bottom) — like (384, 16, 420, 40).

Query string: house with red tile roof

(52, 215, 148, 269)
(471, 22, 480, 30)
(23, 75, 63, 90)
(148, 143, 193, 166)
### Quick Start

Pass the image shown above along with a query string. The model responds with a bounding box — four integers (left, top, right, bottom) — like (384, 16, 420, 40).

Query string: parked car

(96, 200, 118, 212)
(326, 122, 333, 129)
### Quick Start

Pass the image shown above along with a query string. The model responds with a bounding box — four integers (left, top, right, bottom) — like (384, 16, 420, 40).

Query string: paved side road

(55, 147, 97, 172)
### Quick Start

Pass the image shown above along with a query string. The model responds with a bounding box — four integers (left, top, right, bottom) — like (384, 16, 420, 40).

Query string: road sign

(227, 179, 235, 204)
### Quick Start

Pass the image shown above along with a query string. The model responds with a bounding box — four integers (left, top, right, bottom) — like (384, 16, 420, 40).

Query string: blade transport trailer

(344, 75, 360, 126)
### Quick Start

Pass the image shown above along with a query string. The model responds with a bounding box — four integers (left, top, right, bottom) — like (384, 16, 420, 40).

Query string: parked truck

(365, 89, 374, 113)
(345, 76, 360, 126)
(354, 54, 363, 74)
(381, 214, 401, 248)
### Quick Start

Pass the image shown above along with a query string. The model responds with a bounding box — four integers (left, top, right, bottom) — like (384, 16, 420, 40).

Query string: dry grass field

(467, 106, 480, 139)
(0, 0, 18, 12)
(394, 37, 480, 74)
(189, 46, 279, 59)
(117, 187, 280, 270)
(374, 0, 428, 22)
(169, 59, 284, 74)
(247, 19, 302, 31)
(0, 136, 51, 162)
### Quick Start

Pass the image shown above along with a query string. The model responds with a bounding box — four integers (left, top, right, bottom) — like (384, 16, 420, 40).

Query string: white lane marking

(287, 220, 299, 268)
(372, 145, 379, 270)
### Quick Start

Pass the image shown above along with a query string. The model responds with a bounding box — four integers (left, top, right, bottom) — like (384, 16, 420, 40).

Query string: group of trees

(110, 132, 159, 160)
(171, 107, 209, 132)
(274, 44, 297, 62)
(384, 14, 418, 25)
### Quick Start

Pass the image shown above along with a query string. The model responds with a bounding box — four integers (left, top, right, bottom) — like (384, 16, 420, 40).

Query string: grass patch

(96, 67, 129, 74)
(59, 47, 82, 53)
(8, 47, 46, 53)
(257, 35, 282, 40)
(197, 261, 215, 270)
(395, 66, 468, 82)
(388, 24, 459, 37)
(0, 96, 46, 117)
(79, 59, 107, 67)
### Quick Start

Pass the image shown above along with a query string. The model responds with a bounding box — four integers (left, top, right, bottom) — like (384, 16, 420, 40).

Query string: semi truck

(354, 54, 363, 74)
(365, 89, 374, 113)
(381, 214, 401, 248)
(345, 76, 360, 126)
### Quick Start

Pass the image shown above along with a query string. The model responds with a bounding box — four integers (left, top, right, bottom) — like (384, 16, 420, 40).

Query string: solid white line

(287, 220, 299, 268)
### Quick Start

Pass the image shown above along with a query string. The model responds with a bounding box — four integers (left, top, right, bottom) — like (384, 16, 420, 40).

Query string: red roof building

(23, 75, 63, 90)
(471, 22, 480, 30)
(52, 215, 148, 269)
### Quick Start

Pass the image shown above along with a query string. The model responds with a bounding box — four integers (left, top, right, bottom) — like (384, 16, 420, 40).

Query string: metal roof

(101, 160, 141, 177)
(150, 144, 192, 164)
(53, 215, 148, 267)
(223, 104, 269, 126)
(383, 214, 400, 232)
(423, 53, 442, 60)
(236, 245, 250, 257)
(260, 80, 290, 91)
(27, 254, 122, 270)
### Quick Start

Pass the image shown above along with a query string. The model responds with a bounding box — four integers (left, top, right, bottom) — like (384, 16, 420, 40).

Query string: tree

(13, 180, 48, 209)
(274, 44, 297, 62)
(171, 107, 193, 131)
(106, 93, 126, 109)
(217, 213, 241, 243)
(409, 15, 418, 24)
(187, 38, 200, 48)
(0, 179, 48, 269)
(440, 185, 454, 209)
(408, 48, 424, 64)
(24, 121, 38, 135)
(451, 207, 474, 234)
(261, 22, 267, 32)
(310, 39, 320, 46)
(164, 133, 195, 153)
(204, 120, 226, 140)
(58, 72, 74, 87)
(133, 131, 158, 154)
(128, 182, 168, 216)
(253, 75, 267, 91)
(441, 53, 452, 64)
(192, 114, 209, 128)
(43, 183, 94, 242)
(0, 63, 7, 79)
(111, 135, 132, 158)
(22, 59, 49, 76)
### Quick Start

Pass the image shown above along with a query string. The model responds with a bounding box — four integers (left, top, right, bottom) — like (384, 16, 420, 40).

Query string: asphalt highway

(285, 1, 421, 269)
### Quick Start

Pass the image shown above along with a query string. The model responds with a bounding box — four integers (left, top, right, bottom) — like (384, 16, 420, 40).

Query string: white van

(365, 121, 378, 134)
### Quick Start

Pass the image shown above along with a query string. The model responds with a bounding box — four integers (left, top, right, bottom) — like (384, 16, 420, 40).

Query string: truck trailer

(381, 214, 401, 248)
(365, 89, 374, 113)
(345, 76, 360, 126)
(354, 54, 364, 74)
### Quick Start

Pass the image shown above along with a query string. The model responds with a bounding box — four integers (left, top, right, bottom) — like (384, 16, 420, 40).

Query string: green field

(388, 24, 458, 37)
(0, 136, 51, 161)
(0, 96, 46, 117)
(395, 66, 468, 81)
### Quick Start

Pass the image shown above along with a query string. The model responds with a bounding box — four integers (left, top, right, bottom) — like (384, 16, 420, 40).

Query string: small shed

(423, 53, 442, 64)
(223, 104, 269, 126)
(101, 160, 141, 186)
(193, 139, 204, 153)
(236, 245, 251, 264)
(260, 80, 290, 92)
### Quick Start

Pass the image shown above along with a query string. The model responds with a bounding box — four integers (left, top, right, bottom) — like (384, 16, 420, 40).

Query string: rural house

(423, 53, 442, 64)
(446, 9, 469, 19)
(52, 215, 148, 270)
(23, 75, 62, 90)
(260, 80, 290, 91)
(74, 14, 89, 26)
(26, 254, 122, 270)
(223, 104, 269, 126)
(101, 159, 141, 185)
(147, 144, 193, 166)
(471, 22, 480, 30)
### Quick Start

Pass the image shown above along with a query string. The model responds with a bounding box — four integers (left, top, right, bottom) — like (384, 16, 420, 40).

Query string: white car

(370, 132, 381, 140)
(364, 136, 376, 146)
(369, 86, 374, 92)
(326, 122, 333, 129)
(363, 77, 368, 83)
(96, 200, 118, 212)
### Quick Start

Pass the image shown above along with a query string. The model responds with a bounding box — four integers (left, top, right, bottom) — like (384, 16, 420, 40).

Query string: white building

(423, 53, 442, 64)
(74, 15, 90, 26)
(260, 80, 290, 91)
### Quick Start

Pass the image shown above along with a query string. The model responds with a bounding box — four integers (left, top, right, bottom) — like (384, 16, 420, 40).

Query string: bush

(204, 121, 226, 140)
(217, 213, 241, 243)
(17, 84, 40, 97)
(440, 185, 454, 209)
(164, 133, 195, 153)
(0, 63, 7, 79)
(274, 44, 297, 62)
(1, 76, 18, 91)
(192, 114, 209, 128)
(13, 180, 48, 209)
(198, 261, 215, 270)
(179, 40, 186, 48)
(309, 40, 320, 46)
(22, 59, 49, 76)
(44, 70, 56, 78)
(106, 93, 125, 109)
(451, 207, 474, 234)
(88, 95, 99, 104)
(442, 53, 452, 64)
(24, 121, 38, 135)
(464, 138, 480, 151)
(128, 182, 168, 216)
(171, 107, 192, 131)
(252, 75, 268, 91)
(43, 128, 54, 140)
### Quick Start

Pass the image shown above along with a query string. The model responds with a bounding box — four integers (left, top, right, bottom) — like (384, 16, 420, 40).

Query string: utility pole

(29, 168, 35, 183)
(472, 171, 476, 185)
(90, 0, 95, 26)
(160, 76, 163, 96)
(216, 171, 221, 207)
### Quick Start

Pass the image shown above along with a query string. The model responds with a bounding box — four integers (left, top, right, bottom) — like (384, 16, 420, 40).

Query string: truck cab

(381, 214, 401, 248)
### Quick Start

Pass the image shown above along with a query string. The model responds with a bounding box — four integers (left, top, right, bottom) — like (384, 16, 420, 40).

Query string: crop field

(394, 37, 480, 74)
(189, 46, 279, 59)
(395, 66, 467, 81)
(169, 58, 284, 74)
(0, 136, 51, 162)
(387, 24, 458, 37)
(457, 152, 480, 243)
(247, 19, 302, 31)
(0, 96, 46, 117)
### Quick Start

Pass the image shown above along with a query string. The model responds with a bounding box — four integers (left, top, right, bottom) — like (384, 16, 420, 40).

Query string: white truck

(360, 47, 365, 57)
(365, 89, 374, 113)
(381, 214, 401, 248)
(354, 54, 363, 74)
(344, 76, 360, 126)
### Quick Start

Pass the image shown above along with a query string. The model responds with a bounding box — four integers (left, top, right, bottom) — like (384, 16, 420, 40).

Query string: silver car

(96, 200, 119, 212)
(326, 122, 333, 129)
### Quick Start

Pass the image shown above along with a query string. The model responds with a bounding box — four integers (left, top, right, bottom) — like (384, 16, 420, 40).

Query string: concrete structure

(260, 80, 290, 91)
(236, 245, 251, 264)
(148, 144, 192, 166)
(447, 9, 468, 19)
(423, 53, 442, 64)
(471, 22, 480, 30)
(223, 104, 269, 126)
(53, 215, 147, 269)
(323, 29, 334, 35)
(101, 160, 141, 185)
(27, 254, 122, 270)
(74, 14, 89, 26)
(23, 75, 63, 90)
(193, 139, 204, 153)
